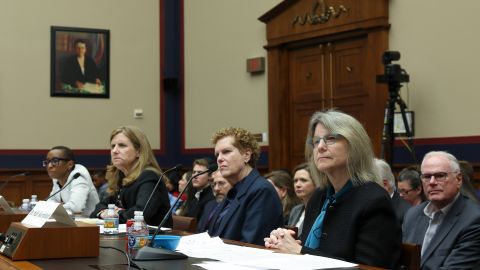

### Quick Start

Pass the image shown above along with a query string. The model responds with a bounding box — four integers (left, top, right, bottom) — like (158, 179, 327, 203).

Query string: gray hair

(305, 109, 379, 188)
(374, 158, 395, 188)
(422, 151, 460, 172)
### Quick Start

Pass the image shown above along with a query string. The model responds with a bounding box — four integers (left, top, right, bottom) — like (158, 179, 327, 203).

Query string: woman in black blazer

(265, 110, 401, 269)
(90, 126, 171, 227)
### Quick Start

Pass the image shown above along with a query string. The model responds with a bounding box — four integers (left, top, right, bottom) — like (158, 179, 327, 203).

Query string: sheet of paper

(194, 261, 267, 270)
(176, 233, 357, 270)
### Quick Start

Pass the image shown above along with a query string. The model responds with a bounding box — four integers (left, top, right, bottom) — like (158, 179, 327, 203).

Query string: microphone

(45, 172, 81, 200)
(133, 162, 218, 261)
(142, 164, 183, 213)
(0, 172, 30, 193)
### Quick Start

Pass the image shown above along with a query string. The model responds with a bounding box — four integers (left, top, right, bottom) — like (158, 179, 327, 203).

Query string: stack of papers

(176, 233, 357, 270)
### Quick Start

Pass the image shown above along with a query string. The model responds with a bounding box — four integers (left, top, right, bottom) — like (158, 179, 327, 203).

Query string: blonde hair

(107, 126, 161, 193)
(305, 110, 378, 188)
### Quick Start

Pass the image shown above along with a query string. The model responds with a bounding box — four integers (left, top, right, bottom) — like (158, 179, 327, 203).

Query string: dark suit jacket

(403, 195, 480, 270)
(391, 190, 411, 224)
(186, 187, 215, 221)
(90, 169, 172, 227)
(209, 169, 283, 245)
(62, 55, 101, 86)
(300, 182, 401, 269)
(197, 199, 220, 233)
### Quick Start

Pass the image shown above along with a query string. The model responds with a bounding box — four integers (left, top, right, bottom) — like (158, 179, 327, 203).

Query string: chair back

(173, 215, 197, 233)
(399, 243, 421, 270)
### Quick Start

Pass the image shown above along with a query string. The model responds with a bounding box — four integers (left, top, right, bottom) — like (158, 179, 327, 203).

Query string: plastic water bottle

(103, 204, 119, 234)
(20, 199, 30, 212)
(29, 195, 38, 211)
(127, 212, 149, 258)
(125, 211, 144, 250)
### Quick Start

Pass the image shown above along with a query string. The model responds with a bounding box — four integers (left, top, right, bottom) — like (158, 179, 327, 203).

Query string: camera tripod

(376, 51, 414, 166)
(381, 82, 414, 166)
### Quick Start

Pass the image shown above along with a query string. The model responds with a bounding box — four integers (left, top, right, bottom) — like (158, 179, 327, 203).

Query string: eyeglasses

(420, 172, 457, 183)
(398, 188, 414, 196)
(307, 133, 342, 147)
(212, 181, 227, 188)
(42, 158, 70, 167)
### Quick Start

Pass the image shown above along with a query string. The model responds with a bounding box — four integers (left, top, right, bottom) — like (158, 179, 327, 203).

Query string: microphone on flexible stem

(142, 164, 183, 214)
(133, 162, 218, 261)
(45, 172, 81, 200)
(0, 172, 30, 193)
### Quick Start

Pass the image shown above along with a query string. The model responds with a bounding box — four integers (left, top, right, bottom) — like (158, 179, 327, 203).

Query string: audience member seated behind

(287, 163, 318, 237)
(398, 166, 427, 206)
(458, 160, 480, 203)
(208, 127, 283, 245)
(265, 110, 401, 269)
(374, 158, 411, 224)
(184, 158, 215, 220)
(175, 171, 195, 216)
(45, 146, 99, 217)
(403, 151, 480, 269)
(92, 169, 108, 202)
(90, 126, 171, 227)
(197, 170, 233, 232)
(265, 170, 301, 224)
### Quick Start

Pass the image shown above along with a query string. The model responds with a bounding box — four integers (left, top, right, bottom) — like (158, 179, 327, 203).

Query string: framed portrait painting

(50, 26, 110, 98)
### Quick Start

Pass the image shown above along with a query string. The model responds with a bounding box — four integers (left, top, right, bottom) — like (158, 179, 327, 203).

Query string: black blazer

(91, 169, 172, 227)
(300, 182, 401, 269)
(186, 187, 215, 221)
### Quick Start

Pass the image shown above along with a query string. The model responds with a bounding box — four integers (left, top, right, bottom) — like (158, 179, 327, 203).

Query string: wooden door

(288, 36, 370, 170)
(260, 0, 389, 172)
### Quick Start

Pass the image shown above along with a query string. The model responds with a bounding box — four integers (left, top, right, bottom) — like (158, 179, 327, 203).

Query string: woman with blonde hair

(91, 126, 171, 226)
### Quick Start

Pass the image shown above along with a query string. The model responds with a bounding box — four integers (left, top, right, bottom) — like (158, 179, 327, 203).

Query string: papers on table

(176, 233, 357, 270)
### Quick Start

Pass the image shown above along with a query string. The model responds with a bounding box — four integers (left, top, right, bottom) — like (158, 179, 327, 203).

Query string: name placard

(21, 201, 76, 227)
(0, 195, 14, 214)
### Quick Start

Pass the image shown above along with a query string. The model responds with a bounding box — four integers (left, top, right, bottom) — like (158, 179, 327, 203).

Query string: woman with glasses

(45, 146, 99, 217)
(264, 110, 401, 269)
(90, 126, 171, 226)
(397, 167, 427, 206)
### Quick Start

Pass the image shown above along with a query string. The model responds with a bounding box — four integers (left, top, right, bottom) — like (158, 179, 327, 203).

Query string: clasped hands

(264, 228, 303, 254)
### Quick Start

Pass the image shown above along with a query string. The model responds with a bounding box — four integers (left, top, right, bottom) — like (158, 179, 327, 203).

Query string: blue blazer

(403, 195, 480, 269)
(209, 169, 283, 245)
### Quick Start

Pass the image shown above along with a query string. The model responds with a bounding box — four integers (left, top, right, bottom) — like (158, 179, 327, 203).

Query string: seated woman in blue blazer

(207, 127, 284, 245)
(264, 110, 401, 269)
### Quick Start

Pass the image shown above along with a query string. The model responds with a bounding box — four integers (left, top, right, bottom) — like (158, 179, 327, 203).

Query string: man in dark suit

(403, 151, 480, 269)
(374, 158, 411, 224)
(197, 170, 232, 232)
(186, 158, 215, 220)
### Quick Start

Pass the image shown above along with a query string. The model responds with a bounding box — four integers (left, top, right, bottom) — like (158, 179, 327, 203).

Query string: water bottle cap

(31, 195, 37, 199)
(22, 199, 29, 203)
(134, 211, 143, 216)
(108, 204, 115, 209)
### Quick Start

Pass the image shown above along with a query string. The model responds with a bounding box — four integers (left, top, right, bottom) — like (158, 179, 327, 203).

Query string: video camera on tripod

(376, 51, 414, 165)
(376, 51, 409, 85)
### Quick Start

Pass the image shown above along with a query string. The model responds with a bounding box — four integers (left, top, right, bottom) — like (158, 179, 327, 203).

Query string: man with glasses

(403, 151, 480, 269)
(44, 146, 99, 217)
(197, 170, 232, 232)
